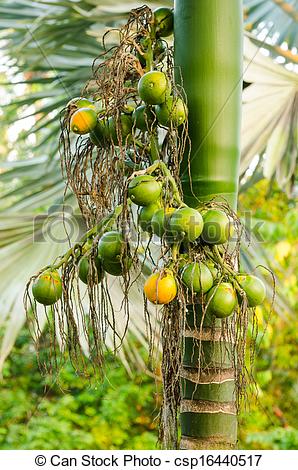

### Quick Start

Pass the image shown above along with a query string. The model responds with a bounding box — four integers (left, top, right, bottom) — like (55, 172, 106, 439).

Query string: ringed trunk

(174, 0, 243, 449)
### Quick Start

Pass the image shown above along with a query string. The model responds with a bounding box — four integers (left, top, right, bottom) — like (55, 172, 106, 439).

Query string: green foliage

(240, 179, 298, 243)
(246, 428, 298, 450)
(0, 330, 158, 450)
(238, 179, 298, 450)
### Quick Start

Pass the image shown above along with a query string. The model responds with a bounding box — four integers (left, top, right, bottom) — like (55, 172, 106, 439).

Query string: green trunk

(174, 0, 243, 449)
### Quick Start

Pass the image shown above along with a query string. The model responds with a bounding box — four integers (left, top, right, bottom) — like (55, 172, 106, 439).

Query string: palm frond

(243, 0, 298, 50)
(241, 36, 298, 195)
(0, 158, 65, 211)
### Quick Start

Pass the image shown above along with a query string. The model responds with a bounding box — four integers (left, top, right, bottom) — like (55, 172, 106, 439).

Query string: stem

(212, 246, 245, 293)
(160, 164, 186, 207)
(129, 160, 186, 207)
(144, 18, 156, 72)
(176, 1, 243, 209)
(170, 242, 180, 263)
(47, 205, 123, 270)
(175, 0, 243, 451)
(212, 245, 237, 278)
(145, 42, 153, 72)
(152, 161, 186, 206)
(134, 139, 145, 150)
(149, 133, 160, 162)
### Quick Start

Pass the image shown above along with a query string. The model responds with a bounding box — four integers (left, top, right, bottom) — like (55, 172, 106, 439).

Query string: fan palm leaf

(241, 36, 298, 194)
(243, 0, 298, 50)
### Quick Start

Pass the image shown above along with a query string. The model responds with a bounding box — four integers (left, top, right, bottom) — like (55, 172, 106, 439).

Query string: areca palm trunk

(174, 0, 243, 449)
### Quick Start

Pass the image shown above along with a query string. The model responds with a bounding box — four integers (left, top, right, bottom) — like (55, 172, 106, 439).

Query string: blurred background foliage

(0, 331, 159, 450)
(0, 0, 297, 450)
(238, 179, 298, 449)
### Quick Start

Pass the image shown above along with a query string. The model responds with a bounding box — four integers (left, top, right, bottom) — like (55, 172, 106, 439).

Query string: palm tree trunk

(174, 0, 243, 449)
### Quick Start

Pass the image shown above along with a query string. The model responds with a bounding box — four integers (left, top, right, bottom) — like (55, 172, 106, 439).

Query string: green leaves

(246, 428, 298, 450)
(0, 339, 158, 449)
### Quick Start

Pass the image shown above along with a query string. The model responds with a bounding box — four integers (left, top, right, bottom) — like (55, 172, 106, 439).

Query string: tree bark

(174, 0, 243, 449)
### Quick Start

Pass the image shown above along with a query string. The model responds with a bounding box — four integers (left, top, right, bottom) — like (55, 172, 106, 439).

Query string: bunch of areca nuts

(128, 171, 266, 317)
(31, 7, 266, 319)
(32, 164, 266, 319)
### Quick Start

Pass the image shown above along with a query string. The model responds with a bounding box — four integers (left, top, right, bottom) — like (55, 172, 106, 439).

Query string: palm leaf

(243, 0, 298, 50)
(241, 36, 298, 195)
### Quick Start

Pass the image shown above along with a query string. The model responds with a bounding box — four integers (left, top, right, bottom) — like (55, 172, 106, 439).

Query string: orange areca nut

(70, 107, 98, 134)
(144, 270, 177, 304)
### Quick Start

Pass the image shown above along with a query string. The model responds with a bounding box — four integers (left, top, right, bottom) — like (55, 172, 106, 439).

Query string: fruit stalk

(39, 205, 123, 273)
(129, 160, 185, 206)
(174, 0, 243, 449)
(149, 133, 160, 162)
